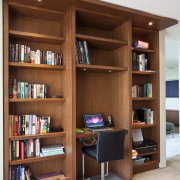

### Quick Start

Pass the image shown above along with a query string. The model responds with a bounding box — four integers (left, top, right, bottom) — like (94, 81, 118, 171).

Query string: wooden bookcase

(3, 0, 177, 180)
(131, 27, 160, 174)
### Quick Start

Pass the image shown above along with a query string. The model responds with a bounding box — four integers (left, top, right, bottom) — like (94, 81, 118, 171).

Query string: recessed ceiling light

(83, 69, 87, 71)
(149, 22, 153, 26)
(109, 70, 112, 73)
(37, 0, 42, 2)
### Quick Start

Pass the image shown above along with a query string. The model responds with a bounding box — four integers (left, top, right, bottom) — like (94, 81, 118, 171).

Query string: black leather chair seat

(82, 146, 97, 160)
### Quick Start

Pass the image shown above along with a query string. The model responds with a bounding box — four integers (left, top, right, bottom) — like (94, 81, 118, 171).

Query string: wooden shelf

(76, 64, 128, 73)
(9, 2, 64, 21)
(132, 124, 156, 129)
(9, 154, 65, 165)
(133, 160, 158, 169)
(9, 98, 66, 103)
(9, 62, 66, 71)
(137, 151, 158, 157)
(76, 34, 127, 50)
(132, 97, 155, 101)
(132, 71, 156, 75)
(9, 30, 65, 44)
(131, 47, 155, 53)
(132, 27, 156, 37)
(9, 132, 66, 141)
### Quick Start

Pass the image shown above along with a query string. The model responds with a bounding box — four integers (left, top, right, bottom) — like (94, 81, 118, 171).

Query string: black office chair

(82, 130, 125, 180)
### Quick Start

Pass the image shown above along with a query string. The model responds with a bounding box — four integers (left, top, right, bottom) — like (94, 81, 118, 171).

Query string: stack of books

(40, 144, 64, 157)
(132, 52, 148, 71)
(9, 115, 50, 137)
(9, 165, 32, 180)
(9, 43, 63, 65)
(9, 78, 47, 99)
(132, 108, 154, 125)
(76, 40, 90, 65)
(132, 83, 152, 97)
(11, 139, 40, 160)
(37, 171, 65, 180)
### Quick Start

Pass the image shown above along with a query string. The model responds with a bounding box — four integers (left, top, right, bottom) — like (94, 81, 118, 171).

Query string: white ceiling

(101, 0, 180, 68)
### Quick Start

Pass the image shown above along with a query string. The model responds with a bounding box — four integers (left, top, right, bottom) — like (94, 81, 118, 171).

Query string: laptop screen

(84, 114, 104, 128)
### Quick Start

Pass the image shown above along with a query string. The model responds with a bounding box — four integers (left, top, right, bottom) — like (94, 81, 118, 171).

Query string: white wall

(165, 44, 179, 110)
(166, 98, 179, 110)
(166, 67, 179, 80)
(159, 30, 166, 168)
(0, 0, 3, 178)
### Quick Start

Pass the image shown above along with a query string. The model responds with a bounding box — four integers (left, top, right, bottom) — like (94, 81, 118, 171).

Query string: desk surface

(76, 128, 128, 139)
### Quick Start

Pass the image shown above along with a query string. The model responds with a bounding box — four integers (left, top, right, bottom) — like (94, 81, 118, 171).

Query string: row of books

(11, 139, 40, 160)
(132, 108, 154, 125)
(9, 115, 50, 137)
(9, 78, 47, 99)
(40, 144, 65, 157)
(9, 43, 63, 65)
(132, 83, 152, 97)
(132, 52, 148, 71)
(10, 165, 32, 180)
(76, 40, 90, 65)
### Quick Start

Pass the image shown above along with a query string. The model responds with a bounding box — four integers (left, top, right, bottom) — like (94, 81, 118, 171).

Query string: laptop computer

(84, 114, 113, 132)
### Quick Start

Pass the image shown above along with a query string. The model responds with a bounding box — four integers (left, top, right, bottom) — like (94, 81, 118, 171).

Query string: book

(24, 82, 29, 98)
(9, 78, 14, 98)
(25, 115, 30, 135)
(13, 79, 17, 98)
(78, 41, 86, 64)
(83, 41, 90, 64)
(17, 81, 21, 98)
(15, 140, 19, 159)
(21, 45, 24, 63)
(14, 115, 18, 136)
(47, 51, 52, 65)
(21, 82, 24, 98)
(15, 44, 19, 62)
(11, 141, 16, 160)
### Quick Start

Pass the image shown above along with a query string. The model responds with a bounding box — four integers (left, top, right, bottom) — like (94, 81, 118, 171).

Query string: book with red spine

(13, 115, 18, 136)
(20, 141, 24, 160)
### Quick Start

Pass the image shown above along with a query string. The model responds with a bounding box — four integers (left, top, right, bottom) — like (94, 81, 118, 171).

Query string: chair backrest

(96, 130, 125, 163)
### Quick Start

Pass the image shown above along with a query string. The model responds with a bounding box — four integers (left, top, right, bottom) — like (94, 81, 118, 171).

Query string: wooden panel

(131, 47, 155, 53)
(4, 0, 10, 179)
(9, 132, 66, 140)
(9, 98, 65, 103)
(166, 110, 179, 126)
(9, 30, 65, 44)
(9, 62, 66, 71)
(76, 33, 127, 50)
(76, 8, 126, 30)
(76, 64, 128, 73)
(9, 154, 66, 165)
(9, 1, 65, 21)
(133, 160, 159, 174)
(132, 71, 156, 75)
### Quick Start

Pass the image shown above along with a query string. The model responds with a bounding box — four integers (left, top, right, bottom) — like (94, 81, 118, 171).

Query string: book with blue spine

(24, 82, 28, 98)
(47, 51, 52, 65)
(17, 81, 21, 98)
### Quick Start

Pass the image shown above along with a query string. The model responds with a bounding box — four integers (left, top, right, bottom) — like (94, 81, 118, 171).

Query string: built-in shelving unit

(3, 0, 177, 180)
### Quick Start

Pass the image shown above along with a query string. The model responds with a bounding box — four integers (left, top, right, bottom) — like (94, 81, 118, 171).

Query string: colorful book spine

(24, 82, 29, 99)
(47, 51, 52, 65)
(21, 82, 24, 98)
(17, 81, 21, 98)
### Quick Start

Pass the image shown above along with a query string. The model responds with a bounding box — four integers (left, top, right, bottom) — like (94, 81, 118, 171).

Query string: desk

(76, 128, 128, 139)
